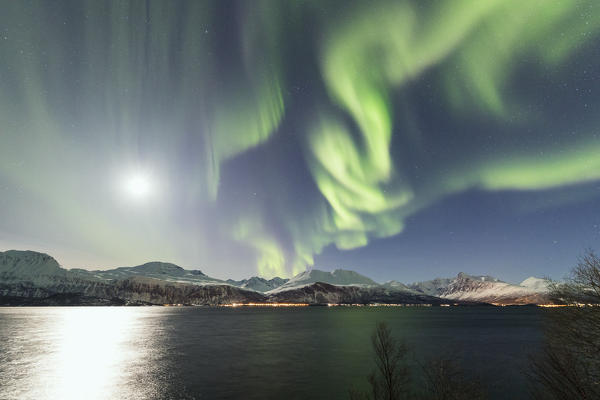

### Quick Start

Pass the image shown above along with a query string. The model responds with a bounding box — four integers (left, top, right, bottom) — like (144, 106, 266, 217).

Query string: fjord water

(0, 307, 542, 399)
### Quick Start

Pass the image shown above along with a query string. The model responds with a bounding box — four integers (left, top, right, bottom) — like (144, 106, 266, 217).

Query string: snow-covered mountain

(410, 273, 551, 304)
(269, 281, 452, 305)
(269, 268, 378, 293)
(381, 280, 416, 291)
(0, 250, 262, 305)
(226, 276, 289, 292)
(0, 249, 552, 305)
(81, 261, 225, 286)
(520, 276, 551, 292)
(1, 250, 68, 283)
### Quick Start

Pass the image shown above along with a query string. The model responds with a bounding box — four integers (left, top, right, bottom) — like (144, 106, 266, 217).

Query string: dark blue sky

(315, 183, 600, 283)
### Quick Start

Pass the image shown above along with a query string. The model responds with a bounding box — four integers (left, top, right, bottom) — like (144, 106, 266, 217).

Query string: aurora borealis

(1, 0, 599, 282)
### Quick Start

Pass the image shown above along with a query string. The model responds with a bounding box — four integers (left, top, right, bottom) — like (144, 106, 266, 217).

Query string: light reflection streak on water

(0, 307, 164, 400)
(46, 307, 134, 399)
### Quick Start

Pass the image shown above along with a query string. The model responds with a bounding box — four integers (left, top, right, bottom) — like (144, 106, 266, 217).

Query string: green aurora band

(0, 0, 599, 277)
(294, 0, 600, 278)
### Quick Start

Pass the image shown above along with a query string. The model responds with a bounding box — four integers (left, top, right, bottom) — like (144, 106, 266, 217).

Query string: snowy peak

(0, 250, 65, 278)
(227, 276, 289, 292)
(408, 277, 453, 297)
(271, 268, 378, 293)
(381, 280, 419, 293)
(444, 273, 548, 304)
(329, 269, 378, 285)
(92, 261, 221, 285)
(408, 272, 551, 304)
(114, 262, 206, 277)
(445, 273, 506, 295)
(292, 268, 377, 286)
(381, 280, 411, 290)
(519, 277, 551, 292)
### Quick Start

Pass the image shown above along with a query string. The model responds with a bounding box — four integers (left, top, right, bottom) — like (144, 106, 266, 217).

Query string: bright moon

(121, 171, 153, 200)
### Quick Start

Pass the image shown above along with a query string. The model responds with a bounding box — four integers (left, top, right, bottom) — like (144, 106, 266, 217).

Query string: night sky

(1, 0, 599, 283)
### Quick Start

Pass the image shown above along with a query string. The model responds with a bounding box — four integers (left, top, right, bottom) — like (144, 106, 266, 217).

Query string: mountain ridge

(0, 250, 551, 305)
(226, 276, 289, 292)
(410, 272, 550, 304)
(269, 268, 379, 293)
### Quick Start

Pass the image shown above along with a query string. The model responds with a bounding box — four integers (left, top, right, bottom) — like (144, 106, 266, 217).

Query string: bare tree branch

(529, 249, 600, 399)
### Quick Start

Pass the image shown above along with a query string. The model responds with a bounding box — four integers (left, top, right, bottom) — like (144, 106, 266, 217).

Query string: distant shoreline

(2, 296, 547, 308)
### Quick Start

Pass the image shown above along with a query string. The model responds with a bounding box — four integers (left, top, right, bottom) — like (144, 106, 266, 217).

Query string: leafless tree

(421, 358, 486, 400)
(350, 322, 487, 400)
(350, 322, 411, 400)
(372, 322, 411, 400)
(529, 250, 600, 399)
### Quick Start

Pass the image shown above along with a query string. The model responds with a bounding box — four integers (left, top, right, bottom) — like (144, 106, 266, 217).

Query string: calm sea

(0, 306, 543, 399)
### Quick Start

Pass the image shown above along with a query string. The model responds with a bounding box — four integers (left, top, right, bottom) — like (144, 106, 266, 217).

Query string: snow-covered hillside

(0, 249, 553, 305)
(408, 277, 453, 296)
(227, 276, 289, 292)
(85, 261, 226, 286)
(0, 250, 70, 286)
(520, 276, 551, 292)
(410, 273, 551, 304)
(268, 269, 378, 293)
(0, 250, 261, 305)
